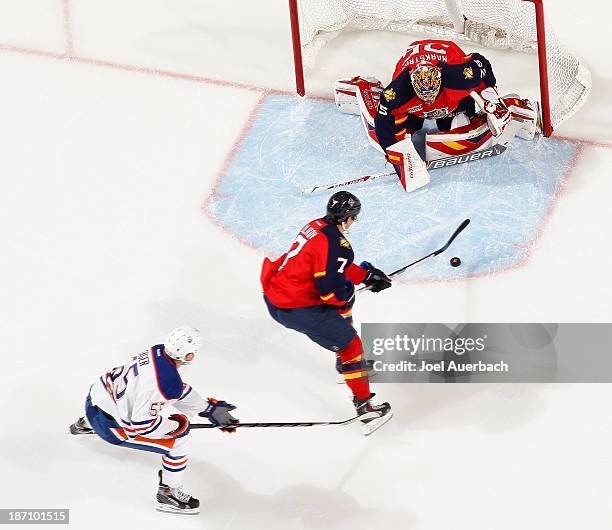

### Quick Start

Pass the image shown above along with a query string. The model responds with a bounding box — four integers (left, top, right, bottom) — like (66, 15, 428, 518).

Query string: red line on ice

(0, 42, 288, 95)
(62, 0, 74, 57)
(201, 92, 269, 251)
(0, 19, 609, 276)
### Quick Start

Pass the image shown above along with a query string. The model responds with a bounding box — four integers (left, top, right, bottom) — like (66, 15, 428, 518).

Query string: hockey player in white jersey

(70, 326, 239, 515)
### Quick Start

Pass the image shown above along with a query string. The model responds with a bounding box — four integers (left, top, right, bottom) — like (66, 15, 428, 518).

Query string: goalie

(335, 39, 539, 191)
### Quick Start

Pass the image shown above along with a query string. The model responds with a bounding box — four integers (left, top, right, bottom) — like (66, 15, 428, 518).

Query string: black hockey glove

(360, 261, 392, 293)
(199, 398, 239, 433)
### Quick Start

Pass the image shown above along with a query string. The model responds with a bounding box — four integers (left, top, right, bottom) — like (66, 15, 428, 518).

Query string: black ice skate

(156, 471, 200, 515)
(69, 416, 94, 435)
(353, 393, 393, 436)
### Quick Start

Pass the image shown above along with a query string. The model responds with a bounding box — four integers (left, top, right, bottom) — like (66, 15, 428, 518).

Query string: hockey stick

(300, 142, 506, 194)
(301, 170, 396, 194)
(190, 410, 381, 430)
(68, 411, 380, 435)
(357, 218, 470, 291)
(389, 218, 471, 277)
(302, 137, 515, 194)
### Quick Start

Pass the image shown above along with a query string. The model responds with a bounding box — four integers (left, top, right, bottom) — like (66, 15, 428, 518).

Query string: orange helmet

(410, 62, 442, 103)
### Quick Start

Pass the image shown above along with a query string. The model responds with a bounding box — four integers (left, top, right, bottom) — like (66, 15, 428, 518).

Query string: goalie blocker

(334, 77, 540, 191)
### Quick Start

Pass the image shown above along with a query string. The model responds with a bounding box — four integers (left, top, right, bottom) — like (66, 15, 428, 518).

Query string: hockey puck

(450, 257, 461, 267)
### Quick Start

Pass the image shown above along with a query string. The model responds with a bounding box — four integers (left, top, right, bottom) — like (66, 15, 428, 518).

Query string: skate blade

(156, 504, 200, 515)
(69, 424, 94, 435)
(362, 410, 393, 436)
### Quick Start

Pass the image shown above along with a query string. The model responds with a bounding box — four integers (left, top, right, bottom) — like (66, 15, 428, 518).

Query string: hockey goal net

(288, 0, 591, 136)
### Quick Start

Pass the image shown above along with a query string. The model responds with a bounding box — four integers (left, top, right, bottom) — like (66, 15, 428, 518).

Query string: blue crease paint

(208, 95, 578, 281)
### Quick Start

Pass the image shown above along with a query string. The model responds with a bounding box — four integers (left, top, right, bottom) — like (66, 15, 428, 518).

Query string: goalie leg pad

(502, 95, 540, 140)
(334, 76, 382, 116)
(425, 115, 494, 162)
(386, 136, 431, 193)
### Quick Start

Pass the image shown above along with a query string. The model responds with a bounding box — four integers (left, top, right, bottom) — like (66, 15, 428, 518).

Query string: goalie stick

(301, 170, 396, 194)
(301, 140, 510, 194)
(358, 218, 470, 291)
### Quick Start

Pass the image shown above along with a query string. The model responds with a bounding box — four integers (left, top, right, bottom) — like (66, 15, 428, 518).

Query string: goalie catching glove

(360, 261, 392, 292)
(471, 87, 511, 137)
(199, 398, 239, 433)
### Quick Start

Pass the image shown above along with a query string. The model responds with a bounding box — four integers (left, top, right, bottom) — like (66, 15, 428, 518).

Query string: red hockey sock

(337, 335, 371, 399)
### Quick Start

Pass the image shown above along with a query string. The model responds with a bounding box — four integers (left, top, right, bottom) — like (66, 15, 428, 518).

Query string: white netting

(297, 0, 590, 130)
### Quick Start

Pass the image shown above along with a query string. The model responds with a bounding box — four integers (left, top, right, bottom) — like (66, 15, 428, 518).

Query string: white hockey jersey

(89, 344, 208, 439)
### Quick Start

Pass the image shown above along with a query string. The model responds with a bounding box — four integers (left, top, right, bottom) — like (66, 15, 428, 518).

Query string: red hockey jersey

(261, 218, 367, 309)
(375, 39, 497, 150)
(392, 39, 467, 79)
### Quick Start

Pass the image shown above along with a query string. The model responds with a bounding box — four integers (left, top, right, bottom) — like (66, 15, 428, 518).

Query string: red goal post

(288, 0, 591, 137)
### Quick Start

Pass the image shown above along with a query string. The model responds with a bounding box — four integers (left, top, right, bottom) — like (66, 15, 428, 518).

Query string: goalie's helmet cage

(289, 0, 591, 135)
(165, 326, 203, 364)
(411, 62, 442, 103)
(325, 191, 362, 224)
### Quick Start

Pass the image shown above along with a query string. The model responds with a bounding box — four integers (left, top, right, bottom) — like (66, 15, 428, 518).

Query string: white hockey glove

(471, 88, 511, 137)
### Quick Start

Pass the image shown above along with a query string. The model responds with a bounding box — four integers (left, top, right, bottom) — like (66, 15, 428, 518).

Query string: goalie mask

(410, 62, 442, 103)
(165, 325, 203, 365)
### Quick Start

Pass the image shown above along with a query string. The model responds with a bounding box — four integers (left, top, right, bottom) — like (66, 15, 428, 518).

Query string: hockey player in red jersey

(261, 192, 393, 433)
(374, 39, 508, 152)
(334, 39, 539, 190)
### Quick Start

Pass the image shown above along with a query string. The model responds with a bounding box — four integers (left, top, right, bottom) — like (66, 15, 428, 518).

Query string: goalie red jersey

(261, 218, 367, 309)
(392, 39, 467, 79)
(375, 39, 497, 150)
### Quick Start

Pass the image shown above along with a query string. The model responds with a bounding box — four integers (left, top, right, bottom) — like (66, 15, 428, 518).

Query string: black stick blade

(388, 218, 471, 278)
(433, 218, 470, 256)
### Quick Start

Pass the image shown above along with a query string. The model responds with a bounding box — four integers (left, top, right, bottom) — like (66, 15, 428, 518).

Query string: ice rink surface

(2, 1, 612, 529)
(209, 94, 580, 280)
